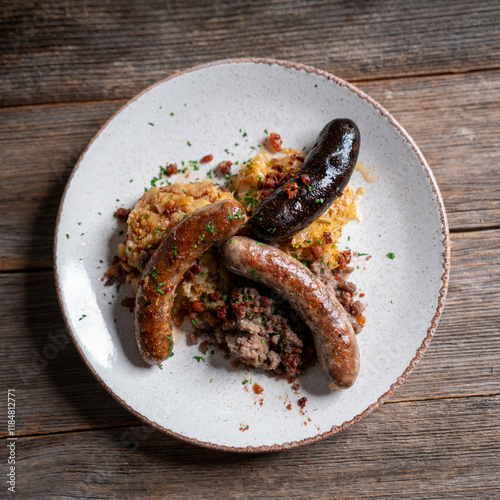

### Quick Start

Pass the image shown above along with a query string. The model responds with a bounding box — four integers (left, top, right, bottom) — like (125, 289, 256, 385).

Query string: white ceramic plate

(54, 58, 450, 452)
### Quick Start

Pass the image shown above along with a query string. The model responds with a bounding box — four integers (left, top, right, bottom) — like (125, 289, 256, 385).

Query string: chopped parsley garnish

(149, 267, 159, 281)
(156, 281, 166, 295)
(205, 221, 215, 234)
(148, 122, 154, 126)
(315, 198, 324, 203)
(193, 356, 205, 363)
(250, 270, 263, 279)
(66, 234, 69, 239)
(358, 253, 369, 256)
(187, 141, 192, 146)
(387, 252, 396, 259)
(79, 314, 87, 321)
(242, 379, 249, 385)
(140, 214, 149, 219)
(158, 364, 163, 370)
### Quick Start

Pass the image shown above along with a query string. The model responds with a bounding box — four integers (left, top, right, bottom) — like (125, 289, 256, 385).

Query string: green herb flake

(204, 221, 215, 234)
(148, 122, 154, 126)
(387, 252, 396, 259)
(315, 198, 324, 203)
(193, 355, 205, 363)
(187, 141, 192, 147)
(79, 314, 87, 321)
(141, 214, 149, 219)
(156, 281, 166, 295)
(242, 379, 249, 385)
(66, 234, 70, 239)
(158, 364, 163, 370)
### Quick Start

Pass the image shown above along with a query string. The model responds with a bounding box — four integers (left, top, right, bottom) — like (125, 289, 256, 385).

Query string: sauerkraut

(232, 149, 362, 267)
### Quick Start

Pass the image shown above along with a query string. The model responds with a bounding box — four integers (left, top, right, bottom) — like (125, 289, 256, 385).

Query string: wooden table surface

(1, 1, 499, 498)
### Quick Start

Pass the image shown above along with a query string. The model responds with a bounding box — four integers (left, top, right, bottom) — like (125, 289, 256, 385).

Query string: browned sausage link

(220, 236, 360, 388)
(135, 200, 246, 365)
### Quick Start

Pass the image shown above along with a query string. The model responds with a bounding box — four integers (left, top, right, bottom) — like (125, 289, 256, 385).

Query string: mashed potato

(119, 179, 233, 292)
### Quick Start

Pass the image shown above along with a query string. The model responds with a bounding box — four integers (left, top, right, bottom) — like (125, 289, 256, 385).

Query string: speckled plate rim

(54, 57, 451, 453)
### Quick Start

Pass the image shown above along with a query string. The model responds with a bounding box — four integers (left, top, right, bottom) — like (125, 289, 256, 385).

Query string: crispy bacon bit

(337, 250, 352, 270)
(291, 154, 305, 162)
(310, 244, 323, 259)
(192, 301, 204, 312)
(166, 163, 178, 176)
(105, 263, 127, 285)
(300, 174, 310, 185)
(200, 154, 213, 163)
(258, 171, 282, 191)
(210, 290, 223, 301)
(121, 297, 136, 308)
(261, 296, 271, 307)
(184, 264, 201, 280)
(216, 305, 228, 319)
(269, 132, 283, 152)
(286, 403, 292, 410)
(218, 161, 232, 176)
(284, 181, 299, 199)
(253, 383, 264, 394)
(356, 314, 366, 325)
(115, 208, 131, 223)
(283, 350, 301, 369)
(323, 231, 333, 244)
(298, 397, 308, 409)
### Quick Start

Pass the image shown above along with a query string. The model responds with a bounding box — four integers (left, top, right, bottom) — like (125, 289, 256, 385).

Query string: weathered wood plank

(10, 395, 500, 498)
(1, 0, 500, 106)
(1, 70, 499, 270)
(0, 271, 139, 437)
(0, 230, 498, 437)
(0, 100, 123, 270)
(358, 73, 500, 231)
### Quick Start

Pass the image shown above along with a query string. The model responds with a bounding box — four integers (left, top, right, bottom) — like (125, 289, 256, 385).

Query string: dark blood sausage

(249, 118, 360, 243)
(220, 236, 360, 388)
(135, 199, 246, 365)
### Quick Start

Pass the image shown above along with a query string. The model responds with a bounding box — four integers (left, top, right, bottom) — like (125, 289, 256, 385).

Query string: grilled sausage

(135, 199, 246, 365)
(249, 118, 360, 243)
(220, 236, 360, 388)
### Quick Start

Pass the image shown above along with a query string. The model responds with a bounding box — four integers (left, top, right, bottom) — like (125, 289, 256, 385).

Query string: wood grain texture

(358, 74, 500, 231)
(1, 230, 498, 438)
(1, 1, 500, 495)
(10, 395, 500, 498)
(1, 0, 500, 106)
(0, 100, 123, 270)
(1, 70, 499, 270)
